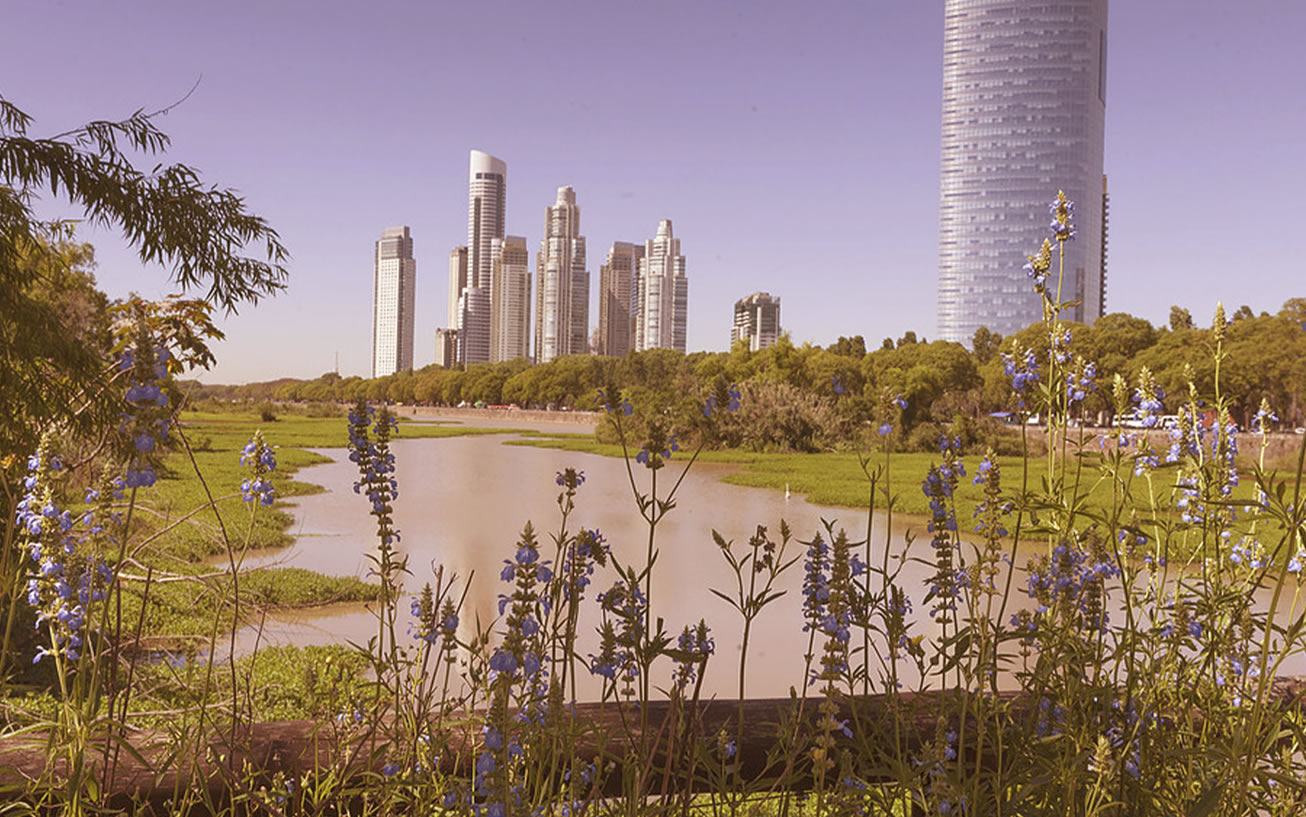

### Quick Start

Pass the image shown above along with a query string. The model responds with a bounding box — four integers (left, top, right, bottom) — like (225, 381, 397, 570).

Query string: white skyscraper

(463, 151, 506, 365)
(491, 236, 532, 362)
(371, 226, 416, 378)
(634, 219, 687, 353)
(937, 0, 1108, 343)
(534, 186, 589, 364)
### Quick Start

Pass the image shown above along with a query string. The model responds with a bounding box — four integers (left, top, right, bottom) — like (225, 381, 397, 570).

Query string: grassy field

(507, 432, 1297, 527)
(103, 411, 528, 639)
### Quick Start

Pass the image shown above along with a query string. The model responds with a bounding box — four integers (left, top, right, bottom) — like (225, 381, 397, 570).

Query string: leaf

(712, 529, 731, 551)
(710, 588, 742, 612)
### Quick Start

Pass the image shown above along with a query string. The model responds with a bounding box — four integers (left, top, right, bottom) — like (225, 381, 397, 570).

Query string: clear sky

(4, 0, 1304, 383)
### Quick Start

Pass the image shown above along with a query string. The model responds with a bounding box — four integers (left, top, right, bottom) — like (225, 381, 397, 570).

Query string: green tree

(826, 335, 866, 358)
(1169, 305, 1195, 331)
(971, 326, 1002, 365)
(1, 93, 287, 459)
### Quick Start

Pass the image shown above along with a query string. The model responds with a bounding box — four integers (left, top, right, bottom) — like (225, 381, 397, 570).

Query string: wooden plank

(3, 678, 1303, 809)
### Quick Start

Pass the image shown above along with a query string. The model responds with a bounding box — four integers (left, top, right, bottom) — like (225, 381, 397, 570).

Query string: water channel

(228, 416, 1305, 699)
(228, 416, 977, 699)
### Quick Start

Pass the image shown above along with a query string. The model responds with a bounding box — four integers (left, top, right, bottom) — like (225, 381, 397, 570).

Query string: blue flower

(1049, 191, 1075, 242)
(488, 650, 517, 674)
(555, 468, 585, 490)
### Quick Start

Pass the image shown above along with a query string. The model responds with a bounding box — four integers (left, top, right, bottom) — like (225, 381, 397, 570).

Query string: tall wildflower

(1049, 189, 1076, 243)
(1024, 238, 1053, 293)
(923, 437, 967, 623)
(591, 576, 646, 697)
(810, 529, 854, 801)
(117, 322, 174, 489)
(347, 400, 399, 546)
(972, 449, 1012, 591)
(670, 620, 714, 695)
(479, 523, 551, 815)
(1002, 342, 1040, 410)
(801, 532, 831, 638)
(239, 430, 277, 506)
(16, 435, 112, 664)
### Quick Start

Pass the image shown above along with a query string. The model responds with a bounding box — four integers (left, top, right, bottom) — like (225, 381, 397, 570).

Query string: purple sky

(5, 0, 1304, 383)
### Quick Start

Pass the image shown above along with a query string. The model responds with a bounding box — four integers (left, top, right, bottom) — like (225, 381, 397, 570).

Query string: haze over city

(4, 0, 1304, 384)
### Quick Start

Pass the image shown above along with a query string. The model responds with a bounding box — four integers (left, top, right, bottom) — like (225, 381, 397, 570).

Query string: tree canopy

(1, 92, 289, 457)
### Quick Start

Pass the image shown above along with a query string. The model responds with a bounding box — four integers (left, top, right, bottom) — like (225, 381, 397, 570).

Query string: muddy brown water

(224, 418, 1306, 699)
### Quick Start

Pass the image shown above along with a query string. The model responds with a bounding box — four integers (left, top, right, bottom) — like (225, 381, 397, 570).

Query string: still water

(236, 419, 1306, 699)
(231, 419, 965, 699)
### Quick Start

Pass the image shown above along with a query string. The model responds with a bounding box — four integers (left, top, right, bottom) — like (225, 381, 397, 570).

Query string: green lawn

(506, 433, 1285, 529)
(99, 412, 531, 639)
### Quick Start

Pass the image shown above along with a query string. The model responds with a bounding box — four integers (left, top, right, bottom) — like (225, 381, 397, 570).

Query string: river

(228, 417, 1306, 699)
(229, 417, 968, 699)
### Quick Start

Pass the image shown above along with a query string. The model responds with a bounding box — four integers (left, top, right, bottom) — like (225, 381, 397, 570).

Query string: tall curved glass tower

(937, 0, 1108, 344)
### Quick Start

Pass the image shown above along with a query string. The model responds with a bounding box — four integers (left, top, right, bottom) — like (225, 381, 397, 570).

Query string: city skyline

(937, 0, 1108, 343)
(5, 1, 1303, 383)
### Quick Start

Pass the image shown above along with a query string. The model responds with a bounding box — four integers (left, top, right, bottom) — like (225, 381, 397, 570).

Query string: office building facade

(936, 0, 1108, 343)
(462, 151, 506, 365)
(534, 186, 589, 364)
(448, 246, 468, 330)
(371, 226, 416, 378)
(732, 291, 781, 352)
(491, 236, 532, 362)
(634, 220, 687, 353)
(598, 241, 643, 358)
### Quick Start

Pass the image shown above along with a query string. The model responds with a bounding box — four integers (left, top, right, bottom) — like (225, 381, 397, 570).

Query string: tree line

(192, 299, 1306, 436)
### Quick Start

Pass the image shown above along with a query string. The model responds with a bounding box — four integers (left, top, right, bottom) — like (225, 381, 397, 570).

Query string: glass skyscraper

(937, 0, 1108, 344)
